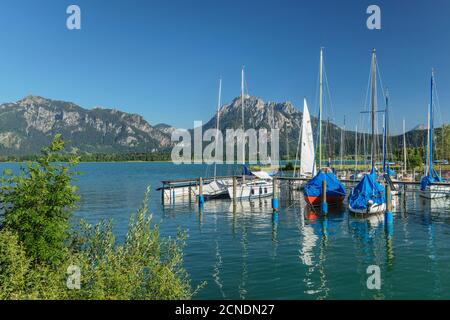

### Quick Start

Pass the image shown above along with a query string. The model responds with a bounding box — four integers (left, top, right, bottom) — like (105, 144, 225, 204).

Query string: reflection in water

(159, 192, 450, 299)
(212, 211, 226, 299)
(348, 213, 383, 262)
(272, 212, 279, 243)
(4, 161, 450, 300)
(428, 221, 441, 298)
(239, 224, 248, 300)
(197, 207, 203, 228)
(298, 204, 346, 299)
(317, 216, 330, 299)
(385, 230, 395, 269)
(421, 205, 442, 299)
(298, 205, 319, 296)
(416, 194, 450, 298)
(298, 208, 318, 267)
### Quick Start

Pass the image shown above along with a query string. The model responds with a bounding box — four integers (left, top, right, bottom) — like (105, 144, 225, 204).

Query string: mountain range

(0, 94, 432, 157)
(0, 95, 174, 155)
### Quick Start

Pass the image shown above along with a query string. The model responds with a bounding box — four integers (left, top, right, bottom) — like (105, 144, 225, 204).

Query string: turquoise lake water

(1, 162, 450, 299)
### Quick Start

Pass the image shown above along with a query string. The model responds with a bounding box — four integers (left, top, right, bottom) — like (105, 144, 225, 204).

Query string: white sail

(300, 99, 316, 177)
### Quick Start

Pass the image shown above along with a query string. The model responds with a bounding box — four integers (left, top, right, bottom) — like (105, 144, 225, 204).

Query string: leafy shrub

(0, 134, 79, 266)
(0, 136, 197, 300)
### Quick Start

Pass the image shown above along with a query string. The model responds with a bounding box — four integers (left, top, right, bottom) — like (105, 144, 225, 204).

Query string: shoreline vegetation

(0, 135, 201, 300)
(0, 152, 172, 163)
(0, 147, 446, 166)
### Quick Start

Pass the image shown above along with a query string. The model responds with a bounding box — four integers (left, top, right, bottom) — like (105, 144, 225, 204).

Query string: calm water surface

(2, 162, 450, 299)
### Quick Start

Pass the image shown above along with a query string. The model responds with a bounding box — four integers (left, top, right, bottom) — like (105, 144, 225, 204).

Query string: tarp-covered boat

(304, 169, 346, 206)
(349, 168, 386, 214)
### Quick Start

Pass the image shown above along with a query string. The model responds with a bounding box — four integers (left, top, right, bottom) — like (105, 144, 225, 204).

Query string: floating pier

(159, 175, 242, 205)
(159, 175, 450, 207)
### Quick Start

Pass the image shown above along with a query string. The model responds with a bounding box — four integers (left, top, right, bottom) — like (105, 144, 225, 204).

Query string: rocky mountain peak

(17, 95, 53, 107)
(0, 95, 173, 155)
(412, 124, 427, 131)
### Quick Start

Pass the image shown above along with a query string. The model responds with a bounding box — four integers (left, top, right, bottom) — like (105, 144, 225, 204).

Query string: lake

(2, 162, 450, 299)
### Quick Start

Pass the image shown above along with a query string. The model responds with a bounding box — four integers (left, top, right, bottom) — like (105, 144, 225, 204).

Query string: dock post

(288, 180, 292, 201)
(272, 177, 279, 212)
(172, 188, 176, 205)
(403, 184, 407, 211)
(272, 210, 279, 224)
(199, 177, 205, 207)
(189, 183, 192, 203)
(321, 179, 328, 214)
(161, 183, 165, 205)
(232, 176, 237, 213)
(385, 183, 393, 235)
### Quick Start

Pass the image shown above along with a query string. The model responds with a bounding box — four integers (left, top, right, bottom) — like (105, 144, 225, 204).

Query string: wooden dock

(159, 175, 243, 204)
(159, 174, 450, 206)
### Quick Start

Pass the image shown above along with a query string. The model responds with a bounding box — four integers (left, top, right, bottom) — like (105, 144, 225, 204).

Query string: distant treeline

(0, 152, 172, 162)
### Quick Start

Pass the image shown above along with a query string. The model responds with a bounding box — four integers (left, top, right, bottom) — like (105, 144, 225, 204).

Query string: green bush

(67, 187, 197, 300)
(0, 230, 30, 299)
(0, 136, 197, 300)
(0, 134, 79, 266)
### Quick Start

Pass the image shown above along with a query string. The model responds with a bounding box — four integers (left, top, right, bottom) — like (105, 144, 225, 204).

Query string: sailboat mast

(382, 114, 386, 172)
(241, 67, 245, 162)
(355, 125, 358, 179)
(214, 78, 222, 180)
(370, 49, 377, 170)
(426, 108, 430, 175)
(340, 116, 345, 170)
(428, 69, 434, 176)
(383, 89, 389, 173)
(319, 48, 323, 170)
(241, 66, 246, 182)
(403, 119, 407, 174)
(363, 131, 366, 167)
(386, 89, 390, 161)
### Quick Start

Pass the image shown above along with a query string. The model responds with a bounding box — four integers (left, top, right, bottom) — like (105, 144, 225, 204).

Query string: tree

(0, 134, 79, 266)
(408, 149, 423, 170)
(68, 187, 198, 300)
(0, 136, 198, 299)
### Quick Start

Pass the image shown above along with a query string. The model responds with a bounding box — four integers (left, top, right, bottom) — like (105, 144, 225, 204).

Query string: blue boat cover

(304, 170, 346, 198)
(242, 165, 252, 176)
(386, 165, 396, 177)
(420, 169, 443, 190)
(349, 168, 385, 210)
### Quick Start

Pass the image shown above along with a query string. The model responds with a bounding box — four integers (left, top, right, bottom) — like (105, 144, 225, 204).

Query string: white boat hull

(349, 202, 386, 215)
(390, 183, 401, 197)
(163, 185, 196, 203)
(419, 185, 450, 199)
(227, 180, 273, 200)
(194, 179, 233, 199)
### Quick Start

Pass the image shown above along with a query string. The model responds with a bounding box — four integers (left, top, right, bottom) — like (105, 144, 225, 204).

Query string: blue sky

(0, 0, 449, 133)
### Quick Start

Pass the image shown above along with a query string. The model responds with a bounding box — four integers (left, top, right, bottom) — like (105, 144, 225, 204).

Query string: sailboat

(294, 98, 316, 179)
(419, 69, 450, 199)
(350, 125, 364, 181)
(227, 67, 273, 200)
(196, 78, 234, 200)
(382, 90, 401, 196)
(382, 91, 396, 177)
(338, 116, 347, 180)
(397, 119, 413, 182)
(348, 49, 386, 214)
(303, 48, 346, 207)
